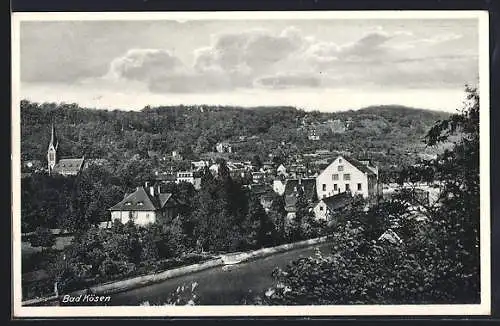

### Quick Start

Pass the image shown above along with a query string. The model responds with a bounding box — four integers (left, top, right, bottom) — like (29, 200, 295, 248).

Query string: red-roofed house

(108, 185, 178, 226)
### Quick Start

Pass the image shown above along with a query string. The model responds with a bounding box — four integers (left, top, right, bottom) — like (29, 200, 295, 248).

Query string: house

(47, 124, 85, 176)
(247, 184, 275, 212)
(308, 128, 320, 141)
(251, 171, 266, 184)
(176, 171, 202, 190)
(191, 160, 209, 171)
(283, 178, 317, 218)
(313, 192, 354, 221)
(378, 229, 403, 245)
(276, 164, 287, 177)
(154, 171, 177, 184)
(172, 150, 183, 161)
(215, 142, 232, 153)
(273, 178, 287, 195)
(316, 155, 379, 200)
(288, 164, 307, 179)
(108, 184, 178, 226)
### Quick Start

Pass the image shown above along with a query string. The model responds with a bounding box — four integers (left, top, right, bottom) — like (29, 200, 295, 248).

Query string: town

(15, 13, 484, 312)
(20, 99, 457, 306)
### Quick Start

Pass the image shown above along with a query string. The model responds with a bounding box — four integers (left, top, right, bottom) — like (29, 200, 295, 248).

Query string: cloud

(194, 26, 305, 74)
(86, 25, 477, 94)
(106, 49, 186, 81)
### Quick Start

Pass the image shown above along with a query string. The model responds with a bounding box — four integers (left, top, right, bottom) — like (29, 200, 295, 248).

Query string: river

(108, 241, 334, 305)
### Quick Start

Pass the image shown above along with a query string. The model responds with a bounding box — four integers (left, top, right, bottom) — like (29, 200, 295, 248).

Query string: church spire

(49, 123, 58, 150)
(47, 123, 59, 174)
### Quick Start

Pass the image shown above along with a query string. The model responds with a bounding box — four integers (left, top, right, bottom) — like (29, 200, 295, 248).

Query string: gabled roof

(320, 192, 353, 211)
(341, 155, 377, 177)
(378, 229, 403, 245)
(52, 157, 84, 175)
(108, 186, 175, 211)
(283, 178, 316, 199)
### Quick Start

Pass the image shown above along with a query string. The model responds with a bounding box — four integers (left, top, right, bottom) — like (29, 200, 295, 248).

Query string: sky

(18, 17, 480, 112)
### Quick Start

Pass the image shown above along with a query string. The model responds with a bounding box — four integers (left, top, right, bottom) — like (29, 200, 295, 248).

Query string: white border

(11, 10, 491, 318)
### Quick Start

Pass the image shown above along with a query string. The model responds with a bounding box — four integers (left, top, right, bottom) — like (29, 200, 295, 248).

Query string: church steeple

(47, 124, 58, 174)
(49, 124, 58, 150)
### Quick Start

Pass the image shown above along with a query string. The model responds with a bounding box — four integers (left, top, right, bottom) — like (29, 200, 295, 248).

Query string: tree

(261, 86, 481, 305)
(30, 227, 55, 251)
(242, 195, 276, 249)
(251, 155, 263, 171)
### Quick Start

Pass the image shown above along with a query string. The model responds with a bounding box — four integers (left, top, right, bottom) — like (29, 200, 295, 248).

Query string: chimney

(149, 186, 155, 197)
(157, 184, 161, 194)
(145, 181, 149, 188)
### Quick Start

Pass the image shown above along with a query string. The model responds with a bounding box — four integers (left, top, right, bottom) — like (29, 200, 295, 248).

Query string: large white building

(316, 156, 379, 200)
(176, 171, 202, 190)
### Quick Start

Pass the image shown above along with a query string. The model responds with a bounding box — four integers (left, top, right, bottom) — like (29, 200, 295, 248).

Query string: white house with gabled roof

(316, 155, 379, 200)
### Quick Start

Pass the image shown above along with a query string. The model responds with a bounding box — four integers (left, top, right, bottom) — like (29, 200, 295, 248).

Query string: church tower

(47, 124, 58, 174)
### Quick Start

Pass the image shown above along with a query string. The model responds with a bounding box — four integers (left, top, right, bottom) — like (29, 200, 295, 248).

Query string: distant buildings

(308, 128, 320, 141)
(215, 142, 232, 153)
(176, 171, 202, 190)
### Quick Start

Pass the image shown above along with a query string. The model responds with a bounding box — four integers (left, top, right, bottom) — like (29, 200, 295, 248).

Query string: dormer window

(125, 202, 132, 206)
(137, 202, 143, 206)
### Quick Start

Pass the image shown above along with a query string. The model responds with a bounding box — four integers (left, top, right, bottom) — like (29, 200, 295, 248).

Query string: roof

(283, 178, 316, 199)
(283, 178, 317, 212)
(52, 157, 85, 175)
(154, 173, 177, 182)
(341, 155, 377, 177)
(108, 186, 174, 211)
(378, 229, 403, 245)
(320, 192, 353, 211)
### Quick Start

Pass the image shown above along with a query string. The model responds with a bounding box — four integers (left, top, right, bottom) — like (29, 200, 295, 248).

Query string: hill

(19, 100, 450, 173)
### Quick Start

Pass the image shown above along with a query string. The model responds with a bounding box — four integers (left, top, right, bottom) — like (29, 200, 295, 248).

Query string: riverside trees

(261, 86, 482, 305)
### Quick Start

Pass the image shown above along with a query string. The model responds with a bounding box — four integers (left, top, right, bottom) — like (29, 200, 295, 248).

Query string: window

(146, 213, 150, 219)
(338, 158, 342, 163)
(322, 184, 326, 191)
(338, 165, 344, 172)
(344, 173, 351, 181)
(357, 183, 362, 191)
(334, 184, 338, 191)
(345, 184, 350, 191)
(333, 174, 339, 180)
(129, 211, 134, 220)
(319, 206, 324, 211)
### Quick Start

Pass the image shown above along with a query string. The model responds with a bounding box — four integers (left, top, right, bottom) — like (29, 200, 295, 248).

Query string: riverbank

(22, 236, 329, 306)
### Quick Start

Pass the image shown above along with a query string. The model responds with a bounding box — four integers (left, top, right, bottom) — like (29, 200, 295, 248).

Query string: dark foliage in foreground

(251, 86, 481, 305)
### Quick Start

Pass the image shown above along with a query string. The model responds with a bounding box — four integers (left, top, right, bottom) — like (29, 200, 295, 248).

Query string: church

(47, 124, 85, 176)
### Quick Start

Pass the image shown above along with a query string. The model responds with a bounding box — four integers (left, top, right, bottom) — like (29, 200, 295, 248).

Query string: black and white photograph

(11, 11, 490, 317)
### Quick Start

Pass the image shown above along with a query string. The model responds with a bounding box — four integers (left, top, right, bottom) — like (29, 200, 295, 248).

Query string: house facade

(176, 171, 202, 190)
(316, 155, 379, 200)
(108, 185, 178, 226)
(215, 142, 232, 153)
